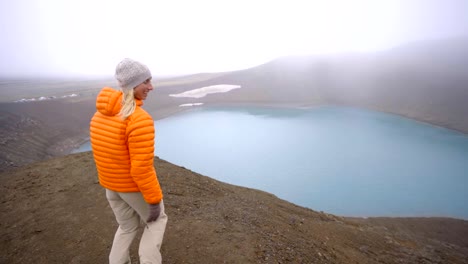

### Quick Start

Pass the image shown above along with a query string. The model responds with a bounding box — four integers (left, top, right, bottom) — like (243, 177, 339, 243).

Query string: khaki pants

(106, 189, 168, 264)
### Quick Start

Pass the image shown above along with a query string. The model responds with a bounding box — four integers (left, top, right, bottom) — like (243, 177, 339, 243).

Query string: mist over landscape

(2, 36, 467, 208)
(2, 0, 468, 263)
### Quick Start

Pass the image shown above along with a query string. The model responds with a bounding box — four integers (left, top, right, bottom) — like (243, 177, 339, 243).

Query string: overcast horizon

(1, 0, 468, 78)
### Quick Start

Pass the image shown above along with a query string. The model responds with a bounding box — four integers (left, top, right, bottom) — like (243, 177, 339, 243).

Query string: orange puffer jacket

(90, 87, 162, 204)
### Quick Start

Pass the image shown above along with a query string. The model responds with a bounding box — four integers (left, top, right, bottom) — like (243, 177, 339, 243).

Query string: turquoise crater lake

(80, 106, 468, 219)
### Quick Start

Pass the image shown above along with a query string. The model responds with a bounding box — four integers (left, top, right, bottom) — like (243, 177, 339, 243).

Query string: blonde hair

(118, 88, 136, 120)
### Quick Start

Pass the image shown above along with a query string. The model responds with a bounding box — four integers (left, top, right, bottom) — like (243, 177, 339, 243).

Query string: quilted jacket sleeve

(126, 108, 163, 204)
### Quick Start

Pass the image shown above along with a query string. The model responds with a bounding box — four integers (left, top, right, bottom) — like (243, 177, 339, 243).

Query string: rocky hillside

(0, 99, 95, 171)
(1, 152, 467, 263)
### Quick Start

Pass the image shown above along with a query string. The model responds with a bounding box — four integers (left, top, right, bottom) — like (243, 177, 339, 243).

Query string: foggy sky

(0, 0, 467, 77)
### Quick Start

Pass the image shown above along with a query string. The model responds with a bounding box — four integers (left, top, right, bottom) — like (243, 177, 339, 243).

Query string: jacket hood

(95, 87, 123, 116)
(95, 87, 144, 117)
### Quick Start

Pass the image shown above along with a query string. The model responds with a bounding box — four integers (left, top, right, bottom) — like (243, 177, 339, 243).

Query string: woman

(90, 58, 167, 264)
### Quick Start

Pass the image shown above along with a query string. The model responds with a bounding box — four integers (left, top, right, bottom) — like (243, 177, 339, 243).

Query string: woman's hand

(147, 203, 161, 222)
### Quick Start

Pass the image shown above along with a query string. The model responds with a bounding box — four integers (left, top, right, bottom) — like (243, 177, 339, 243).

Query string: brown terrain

(1, 152, 467, 263)
(1, 37, 468, 263)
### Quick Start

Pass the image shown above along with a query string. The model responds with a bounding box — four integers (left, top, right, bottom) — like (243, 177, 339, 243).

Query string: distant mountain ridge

(152, 36, 468, 134)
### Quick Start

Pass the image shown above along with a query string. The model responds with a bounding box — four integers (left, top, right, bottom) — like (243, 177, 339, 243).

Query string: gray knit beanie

(115, 58, 152, 91)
